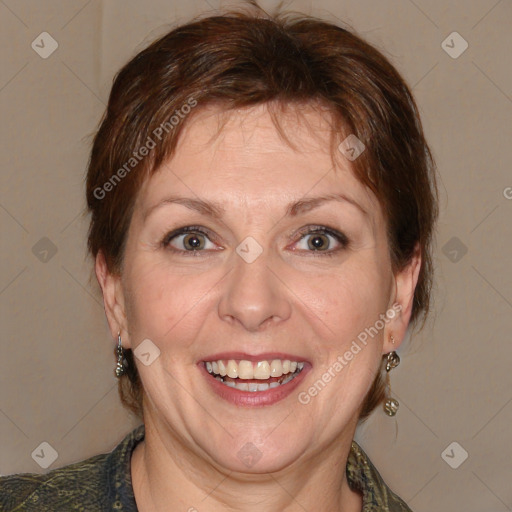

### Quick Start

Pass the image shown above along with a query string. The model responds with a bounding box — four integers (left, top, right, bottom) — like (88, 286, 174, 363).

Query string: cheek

(123, 259, 192, 336)
(301, 257, 391, 341)
(123, 255, 224, 346)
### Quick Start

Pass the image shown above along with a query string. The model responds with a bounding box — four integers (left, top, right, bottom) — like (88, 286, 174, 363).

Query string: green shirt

(0, 424, 412, 511)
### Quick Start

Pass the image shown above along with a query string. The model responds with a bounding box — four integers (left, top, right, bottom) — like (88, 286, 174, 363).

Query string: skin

(96, 102, 421, 511)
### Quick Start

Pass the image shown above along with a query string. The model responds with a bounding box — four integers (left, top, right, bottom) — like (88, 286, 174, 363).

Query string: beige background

(1, 0, 511, 510)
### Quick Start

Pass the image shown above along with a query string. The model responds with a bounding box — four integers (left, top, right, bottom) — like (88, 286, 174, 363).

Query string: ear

(383, 242, 422, 353)
(95, 250, 132, 348)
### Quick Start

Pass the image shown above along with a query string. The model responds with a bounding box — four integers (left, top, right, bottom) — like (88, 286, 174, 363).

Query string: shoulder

(0, 452, 110, 511)
(348, 440, 413, 512)
(0, 424, 144, 512)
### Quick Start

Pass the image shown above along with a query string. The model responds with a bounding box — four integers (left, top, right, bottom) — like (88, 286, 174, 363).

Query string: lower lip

(199, 363, 310, 406)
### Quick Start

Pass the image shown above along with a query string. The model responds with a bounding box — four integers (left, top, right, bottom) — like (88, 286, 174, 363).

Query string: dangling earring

(115, 331, 126, 378)
(383, 335, 400, 416)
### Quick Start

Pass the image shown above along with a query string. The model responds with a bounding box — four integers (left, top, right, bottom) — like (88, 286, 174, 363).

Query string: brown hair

(86, 3, 438, 422)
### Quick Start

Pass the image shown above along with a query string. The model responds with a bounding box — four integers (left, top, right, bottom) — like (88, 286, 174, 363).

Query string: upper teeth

(205, 359, 304, 380)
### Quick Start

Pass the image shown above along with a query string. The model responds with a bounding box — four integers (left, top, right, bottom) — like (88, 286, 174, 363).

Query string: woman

(0, 3, 438, 511)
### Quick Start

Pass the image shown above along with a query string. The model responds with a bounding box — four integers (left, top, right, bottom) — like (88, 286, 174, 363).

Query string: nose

(218, 247, 291, 332)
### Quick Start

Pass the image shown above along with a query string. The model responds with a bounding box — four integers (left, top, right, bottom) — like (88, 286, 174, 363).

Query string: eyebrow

(143, 192, 368, 223)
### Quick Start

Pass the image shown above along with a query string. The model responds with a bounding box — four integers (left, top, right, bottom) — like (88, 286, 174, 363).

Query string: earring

(115, 332, 126, 378)
(385, 349, 400, 372)
(383, 337, 400, 416)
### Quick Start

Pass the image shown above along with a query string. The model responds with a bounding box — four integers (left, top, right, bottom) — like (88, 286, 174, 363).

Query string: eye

(293, 226, 349, 255)
(161, 225, 349, 257)
(162, 226, 218, 255)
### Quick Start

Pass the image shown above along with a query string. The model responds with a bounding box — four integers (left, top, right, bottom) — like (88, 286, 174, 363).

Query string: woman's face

(99, 103, 418, 473)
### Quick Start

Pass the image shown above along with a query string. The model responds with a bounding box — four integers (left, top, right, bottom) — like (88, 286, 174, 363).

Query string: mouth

(200, 354, 310, 406)
(205, 358, 305, 391)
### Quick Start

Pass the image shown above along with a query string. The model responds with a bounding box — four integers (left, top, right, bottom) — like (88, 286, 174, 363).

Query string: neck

(131, 412, 363, 512)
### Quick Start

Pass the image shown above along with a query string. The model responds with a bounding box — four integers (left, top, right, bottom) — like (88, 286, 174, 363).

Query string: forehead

(137, 103, 381, 223)
(173, 102, 343, 166)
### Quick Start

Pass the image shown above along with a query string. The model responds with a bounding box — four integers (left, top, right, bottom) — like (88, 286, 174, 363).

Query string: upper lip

(200, 351, 310, 363)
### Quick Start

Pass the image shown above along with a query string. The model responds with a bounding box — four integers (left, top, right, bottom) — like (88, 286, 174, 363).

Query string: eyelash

(161, 225, 349, 257)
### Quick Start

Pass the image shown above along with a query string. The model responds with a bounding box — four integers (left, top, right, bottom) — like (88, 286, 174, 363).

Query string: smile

(204, 359, 305, 392)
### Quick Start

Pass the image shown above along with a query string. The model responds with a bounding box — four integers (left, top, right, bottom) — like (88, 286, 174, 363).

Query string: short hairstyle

(86, 4, 438, 422)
